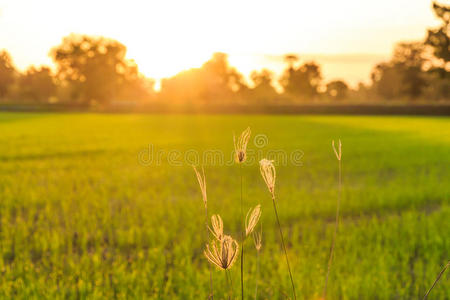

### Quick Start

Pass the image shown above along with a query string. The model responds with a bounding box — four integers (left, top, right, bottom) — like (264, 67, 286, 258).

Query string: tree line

(0, 2, 448, 106)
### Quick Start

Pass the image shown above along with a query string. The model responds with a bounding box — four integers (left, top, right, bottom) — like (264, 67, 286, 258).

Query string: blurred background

(0, 0, 448, 110)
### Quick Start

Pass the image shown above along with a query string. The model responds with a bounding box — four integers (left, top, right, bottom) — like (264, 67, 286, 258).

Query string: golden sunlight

(0, 0, 437, 87)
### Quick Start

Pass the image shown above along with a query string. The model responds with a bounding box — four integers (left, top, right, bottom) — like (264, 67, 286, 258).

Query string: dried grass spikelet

(245, 204, 261, 237)
(192, 165, 207, 209)
(209, 214, 224, 241)
(332, 139, 342, 161)
(259, 159, 276, 196)
(233, 127, 251, 163)
(204, 235, 239, 270)
(253, 222, 262, 251)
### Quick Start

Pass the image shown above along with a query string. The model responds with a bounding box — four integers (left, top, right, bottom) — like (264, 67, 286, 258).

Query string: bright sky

(0, 0, 442, 87)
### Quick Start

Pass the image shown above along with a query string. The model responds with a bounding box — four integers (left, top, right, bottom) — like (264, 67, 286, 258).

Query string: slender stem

(423, 260, 450, 300)
(205, 206, 214, 300)
(225, 270, 232, 300)
(323, 158, 341, 299)
(254, 250, 260, 300)
(229, 269, 234, 292)
(271, 194, 296, 300)
(239, 163, 244, 300)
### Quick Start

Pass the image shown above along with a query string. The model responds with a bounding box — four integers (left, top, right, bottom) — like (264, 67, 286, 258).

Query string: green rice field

(0, 113, 449, 299)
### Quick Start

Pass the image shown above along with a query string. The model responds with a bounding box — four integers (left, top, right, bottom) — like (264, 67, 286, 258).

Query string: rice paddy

(0, 113, 448, 299)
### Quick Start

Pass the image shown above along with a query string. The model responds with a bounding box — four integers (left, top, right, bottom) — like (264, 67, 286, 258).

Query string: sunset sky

(0, 0, 441, 88)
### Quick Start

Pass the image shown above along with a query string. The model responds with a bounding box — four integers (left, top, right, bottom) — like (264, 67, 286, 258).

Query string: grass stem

(239, 163, 245, 300)
(205, 206, 214, 299)
(271, 194, 296, 300)
(323, 157, 341, 299)
(254, 250, 260, 300)
(225, 270, 233, 300)
(423, 260, 450, 300)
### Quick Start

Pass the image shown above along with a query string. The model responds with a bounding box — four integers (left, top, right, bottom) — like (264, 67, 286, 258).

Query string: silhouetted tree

(283, 54, 299, 69)
(394, 42, 428, 98)
(202, 52, 246, 98)
(251, 69, 273, 89)
(326, 80, 348, 100)
(371, 42, 427, 99)
(17, 66, 56, 102)
(114, 59, 155, 102)
(422, 69, 450, 100)
(371, 63, 404, 99)
(50, 34, 151, 105)
(159, 68, 204, 103)
(248, 69, 277, 102)
(280, 61, 322, 100)
(426, 2, 449, 67)
(159, 52, 246, 103)
(0, 50, 16, 99)
(422, 2, 450, 100)
(352, 82, 376, 101)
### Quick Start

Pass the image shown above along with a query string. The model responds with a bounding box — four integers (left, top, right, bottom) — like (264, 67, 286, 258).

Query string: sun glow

(0, 0, 438, 86)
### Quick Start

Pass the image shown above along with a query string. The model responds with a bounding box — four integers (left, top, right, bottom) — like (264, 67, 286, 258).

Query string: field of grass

(0, 112, 449, 299)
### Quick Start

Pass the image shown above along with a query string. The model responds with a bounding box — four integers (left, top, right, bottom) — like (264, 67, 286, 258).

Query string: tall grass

(202, 130, 448, 300)
(202, 206, 261, 299)
(253, 223, 262, 300)
(192, 166, 214, 299)
(204, 234, 239, 299)
(239, 163, 245, 300)
(234, 127, 251, 300)
(260, 158, 297, 300)
(203, 127, 265, 300)
(323, 139, 342, 299)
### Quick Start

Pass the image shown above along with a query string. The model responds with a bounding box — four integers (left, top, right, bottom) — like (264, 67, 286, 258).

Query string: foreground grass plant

(253, 223, 262, 300)
(234, 127, 251, 300)
(204, 235, 239, 270)
(204, 234, 240, 300)
(193, 165, 214, 299)
(209, 214, 224, 241)
(259, 158, 297, 300)
(245, 204, 261, 237)
(323, 139, 342, 299)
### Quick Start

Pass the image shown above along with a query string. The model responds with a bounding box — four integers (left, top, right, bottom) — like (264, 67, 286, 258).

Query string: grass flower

(204, 235, 239, 270)
(234, 127, 251, 300)
(209, 214, 224, 241)
(245, 204, 261, 237)
(259, 158, 296, 300)
(233, 127, 251, 163)
(205, 235, 239, 300)
(252, 229, 262, 252)
(192, 165, 213, 299)
(332, 139, 342, 161)
(192, 165, 207, 209)
(259, 159, 276, 196)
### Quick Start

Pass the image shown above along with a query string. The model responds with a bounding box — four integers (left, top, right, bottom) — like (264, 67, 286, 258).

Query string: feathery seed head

(204, 235, 239, 270)
(192, 165, 207, 209)
(253, 227, 262, 252)
(332, 139, 342, 161)
(209, 214, 224, 241)
(245, 204, 261, 237)
(259, 159, 276, 196)
(233, 127, 251, 163)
